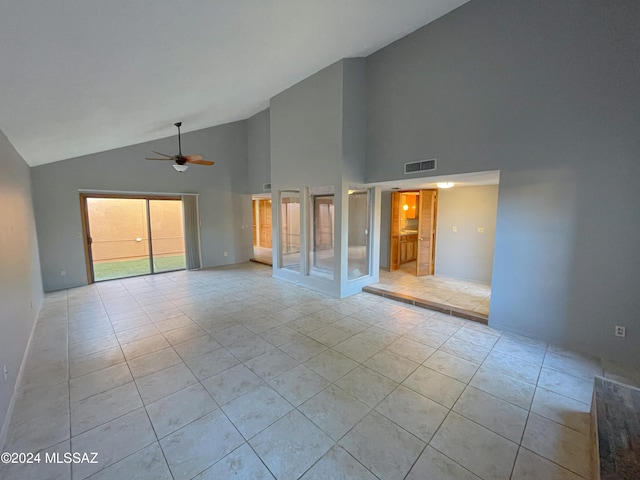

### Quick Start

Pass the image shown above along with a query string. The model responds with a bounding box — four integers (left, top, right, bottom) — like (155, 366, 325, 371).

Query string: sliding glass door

(83, 195, 185, 282)
(149, 199, 186, 273)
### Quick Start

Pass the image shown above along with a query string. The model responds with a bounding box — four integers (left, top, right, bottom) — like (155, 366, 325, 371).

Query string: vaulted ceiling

(0, 0, 468, 166)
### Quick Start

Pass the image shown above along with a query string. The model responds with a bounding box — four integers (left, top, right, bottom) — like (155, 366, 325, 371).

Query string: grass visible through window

(93, 255, 186, 281)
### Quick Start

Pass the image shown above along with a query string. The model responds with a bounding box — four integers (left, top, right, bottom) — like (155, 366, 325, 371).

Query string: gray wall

(247, 108, 271, 195)
(434, 185, 498, 283)
(366, 0, 640, 363)
(270, 60, 346, 296)
(271, 61, 344, 189)
(31, 121, 252, 292)
(270, 58, 374, 297)
(341, 58, 367, 185)
(379, 191, 391, 270)
(0, 130, 43, 435)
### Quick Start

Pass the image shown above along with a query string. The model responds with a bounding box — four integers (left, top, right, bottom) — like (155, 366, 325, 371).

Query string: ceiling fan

(145, 122, 214, 172)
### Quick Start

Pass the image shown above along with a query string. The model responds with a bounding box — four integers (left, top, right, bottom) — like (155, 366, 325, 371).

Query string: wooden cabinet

(399, 234, 418, 264)
(407, 236, 416, 261)
(400, 237, 407, 263)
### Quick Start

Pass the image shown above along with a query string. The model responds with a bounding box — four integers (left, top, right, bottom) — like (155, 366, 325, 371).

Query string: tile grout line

(98, 279, 174, 480)
(65, 288, 73, 479)
(16, 265, 608, 479)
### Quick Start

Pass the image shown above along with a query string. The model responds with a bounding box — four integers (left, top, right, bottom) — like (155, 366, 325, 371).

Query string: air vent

(404, 159, 436, 174)
(263, 183, 271, 191)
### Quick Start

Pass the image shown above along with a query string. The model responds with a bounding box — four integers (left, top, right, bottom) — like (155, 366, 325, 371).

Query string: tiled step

(591, 376, 640, 480)
(249, 257, 272, 266)
(362, 285, 488, 324)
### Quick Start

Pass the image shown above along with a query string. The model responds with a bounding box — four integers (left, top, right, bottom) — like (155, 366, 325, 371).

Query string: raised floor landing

(592, 377, 640, 480)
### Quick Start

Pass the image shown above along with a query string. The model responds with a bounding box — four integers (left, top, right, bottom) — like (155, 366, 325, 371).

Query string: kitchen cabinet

(399, 234, 418, 263)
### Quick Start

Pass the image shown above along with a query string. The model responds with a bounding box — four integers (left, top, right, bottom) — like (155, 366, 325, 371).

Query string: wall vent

(263, 183, 271, 191)
(404, 159, 436, 174)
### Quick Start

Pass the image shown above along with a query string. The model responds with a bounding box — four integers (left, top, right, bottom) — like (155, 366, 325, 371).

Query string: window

(308, 186, 335, 279)
(347, 189, 371, 280)
(279, 190, 301, 271)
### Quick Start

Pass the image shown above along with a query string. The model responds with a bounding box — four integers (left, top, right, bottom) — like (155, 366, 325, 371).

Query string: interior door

(416, 189, 437, 276)
(389, 192, 401, 271)
(259, 199, 272, 248)
(252, 200, 257, 246)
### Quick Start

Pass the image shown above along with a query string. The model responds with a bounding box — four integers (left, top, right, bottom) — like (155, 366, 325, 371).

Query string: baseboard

(0, 303, 41, 452)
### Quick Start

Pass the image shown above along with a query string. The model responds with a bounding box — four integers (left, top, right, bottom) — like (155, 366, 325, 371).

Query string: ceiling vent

(404, 158, 436, 174)
(263, 183, 271, 191)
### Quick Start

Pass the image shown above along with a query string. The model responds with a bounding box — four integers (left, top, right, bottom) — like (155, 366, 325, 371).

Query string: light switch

(477, 227, 485, 234)
(451, 226, 458, 233)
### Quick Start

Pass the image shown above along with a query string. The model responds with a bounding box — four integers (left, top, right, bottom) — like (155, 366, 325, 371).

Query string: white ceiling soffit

(372, 170, 501, 191)
(0, 0, 469, 167)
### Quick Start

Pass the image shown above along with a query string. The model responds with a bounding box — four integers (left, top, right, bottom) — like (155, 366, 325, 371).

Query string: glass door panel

(347, 190, 370, 280)
(149, 199, 186, 273)
(280, 191, 301, 271)
(86, 198, 151, 281)
(309, 192, 335, 280)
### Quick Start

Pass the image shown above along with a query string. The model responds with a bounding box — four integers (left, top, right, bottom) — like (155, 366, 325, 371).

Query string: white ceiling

(0, 0, 469, 167)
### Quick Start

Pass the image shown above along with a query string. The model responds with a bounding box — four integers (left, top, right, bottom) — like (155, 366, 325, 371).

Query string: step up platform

(592, 376, 640, 480)
(362, 285, 488, 325)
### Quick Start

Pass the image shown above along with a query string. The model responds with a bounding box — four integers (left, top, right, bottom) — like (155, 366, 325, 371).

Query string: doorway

(390, 189, 438, 276)
(252, 196, 273, 265)
(375, 175, 500, 320)
(80, 194, 186, 282)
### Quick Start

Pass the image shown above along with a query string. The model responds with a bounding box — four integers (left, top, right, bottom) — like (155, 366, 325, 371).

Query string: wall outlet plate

(615, 326, 626, 337)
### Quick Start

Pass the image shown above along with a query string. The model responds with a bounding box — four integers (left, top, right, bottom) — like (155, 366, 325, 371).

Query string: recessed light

(437, 182, 454, 189)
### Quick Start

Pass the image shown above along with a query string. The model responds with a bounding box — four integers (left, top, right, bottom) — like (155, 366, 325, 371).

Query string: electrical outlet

(224, 251, 228, 257)
(3, 365, 8, 382)
(451, 226, 458, 233)
(60, 270, 66, 276)
(615, 326, 626, 337)
(477, 227, 485, 234)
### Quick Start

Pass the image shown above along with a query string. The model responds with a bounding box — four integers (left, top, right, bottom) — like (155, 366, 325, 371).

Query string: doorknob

(419, 237, 423, 241)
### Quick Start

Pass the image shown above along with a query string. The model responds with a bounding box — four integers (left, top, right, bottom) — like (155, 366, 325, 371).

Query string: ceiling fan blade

(184, 154, 203, 161)
(185, 158, 214, 166)
(152, 151, 174, 158)
(145, 157, 175, 161)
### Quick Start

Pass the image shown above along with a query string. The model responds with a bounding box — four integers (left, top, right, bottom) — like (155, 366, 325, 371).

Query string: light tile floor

(374, 261, 492, 315)
(252, 246, 273, 266)
(2, 262, 640, 479)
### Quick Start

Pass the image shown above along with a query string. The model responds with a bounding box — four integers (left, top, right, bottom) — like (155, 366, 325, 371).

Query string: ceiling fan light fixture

(437, 182, 454, 189)
(146, 122, 214, 169)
